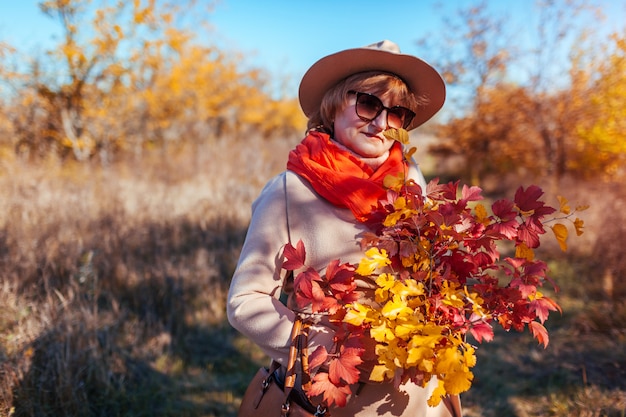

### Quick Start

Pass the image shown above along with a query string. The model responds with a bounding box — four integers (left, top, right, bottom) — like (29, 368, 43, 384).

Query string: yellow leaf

(375, 273, 396, 301)
(370, 321, 396, 343)
(383, 195, 417, 227)
(463, 345, 477, 368)
(427, 379, 447, 407)
(393, 315, 424, 340)
(474, 203, 489, 224)
(356, 248, 391, 276)
(435, 346, 462, 374)
(343, 303, 371, 326)
(443, 369, 474, 395)
(419, 358, 435, 373)
(551, 223, 569, 252)
(384, 128, 410, 144)
(113, 24, 124, 39)
(381, 295, 413, 320)
(442, 293, 465, 308)
(404, 146, 417, 159)
(409, 333, 441, 351)
(395, 279, 425, 298)
(383, 172, 406, 191)
(464, 287, 487, 316)
(370, 364, 394, 382)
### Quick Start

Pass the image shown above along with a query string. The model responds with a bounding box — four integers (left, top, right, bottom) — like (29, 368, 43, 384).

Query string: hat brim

(298, 47, 446, 130)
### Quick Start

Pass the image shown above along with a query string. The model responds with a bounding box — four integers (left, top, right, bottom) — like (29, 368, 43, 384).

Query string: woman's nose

(371, 109, 388, 129)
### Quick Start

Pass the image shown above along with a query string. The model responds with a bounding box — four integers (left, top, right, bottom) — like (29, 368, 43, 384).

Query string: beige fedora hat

(298, 40, 446, 130)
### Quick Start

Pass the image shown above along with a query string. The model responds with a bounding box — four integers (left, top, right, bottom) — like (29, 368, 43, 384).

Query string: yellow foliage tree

(570, 33, 626, 179)
(3, 0, 305, 162)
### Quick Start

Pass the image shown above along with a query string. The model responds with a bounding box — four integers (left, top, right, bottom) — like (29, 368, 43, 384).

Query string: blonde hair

(306, 71, 428, 135)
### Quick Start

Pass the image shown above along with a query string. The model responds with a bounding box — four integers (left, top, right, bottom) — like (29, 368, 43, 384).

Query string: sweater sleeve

(227, 173, 295, 363)
(226, 172, 334, 365)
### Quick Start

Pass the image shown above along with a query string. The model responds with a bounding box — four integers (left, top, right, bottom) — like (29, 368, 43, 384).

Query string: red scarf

(287, 131, 407, 222)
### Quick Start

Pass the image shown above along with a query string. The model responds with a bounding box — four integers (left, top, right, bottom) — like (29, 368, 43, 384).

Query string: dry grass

(0, 136, 296, 416)
(0, 134, 624, 416)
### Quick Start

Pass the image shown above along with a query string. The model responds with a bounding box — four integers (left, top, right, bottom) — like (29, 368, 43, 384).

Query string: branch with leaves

(281, 128, 587, 409)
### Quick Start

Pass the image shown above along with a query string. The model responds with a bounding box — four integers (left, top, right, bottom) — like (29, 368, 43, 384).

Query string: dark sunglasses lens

(388, 108, 414, 129)
(356, 94, 383, 120)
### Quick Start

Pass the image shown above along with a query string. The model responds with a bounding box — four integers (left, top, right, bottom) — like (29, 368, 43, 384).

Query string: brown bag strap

(284, 318, 303, 390)
(299, 321, 312, 392)
(284, 318, 313, 386)
(280, 317, 321, 416)
(442, 394, 463, 417)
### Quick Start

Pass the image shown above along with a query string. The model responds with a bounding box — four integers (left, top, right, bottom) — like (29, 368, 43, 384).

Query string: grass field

(0, 135, 624, 416)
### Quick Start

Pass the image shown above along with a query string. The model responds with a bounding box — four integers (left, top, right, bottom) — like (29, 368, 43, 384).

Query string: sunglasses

(348, 90, 416, 130)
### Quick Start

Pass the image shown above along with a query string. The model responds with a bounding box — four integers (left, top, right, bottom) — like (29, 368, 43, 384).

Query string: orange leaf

(515, 242, 535, 261)
(557, 196, 570, 214)
(551, 223, 568, 252)
(574, 218, 585, 236)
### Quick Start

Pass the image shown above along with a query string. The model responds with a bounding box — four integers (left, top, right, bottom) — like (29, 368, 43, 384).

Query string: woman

(228, 40, 460, 417)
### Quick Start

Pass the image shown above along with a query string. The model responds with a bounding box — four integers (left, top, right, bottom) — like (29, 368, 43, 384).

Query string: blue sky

(1, 1, 625, 95)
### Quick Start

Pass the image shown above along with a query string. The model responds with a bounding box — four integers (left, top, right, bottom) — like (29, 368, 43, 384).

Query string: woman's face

(332, 91, 399, 158)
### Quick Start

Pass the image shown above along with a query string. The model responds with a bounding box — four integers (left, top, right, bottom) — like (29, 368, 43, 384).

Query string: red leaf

(514, 185, 545, 212)
(530, 296, 561, 324)
(308, 345, 329, 370)
(529, 321, 550, 348)
(469, 320, 494, 343)
(328, 347, 363, 385)
(517, 220, 542, 248)
(283, 239, 306, 270)
(326, 259, 357, 293)
(514, 186, 557, 222)
(492, 199, 517, 221)
(309, 372, 353, 408)
(439, 180, 460, 200)
(490, 219, 519, 240)
(425, 178, 446, 198)
(523, 260, 548, 279)
(461, 184, 483, 202)
(316, 295, 341, 314)
(294, 268, 322, 308)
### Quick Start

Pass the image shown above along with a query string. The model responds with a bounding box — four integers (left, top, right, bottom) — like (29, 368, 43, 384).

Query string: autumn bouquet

(281, 129, 586, 408)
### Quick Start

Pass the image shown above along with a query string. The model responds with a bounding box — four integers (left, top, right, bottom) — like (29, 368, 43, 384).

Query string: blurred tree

(421, 1, 512, 184)
(2, 0, 305, 163)
(421, 0, 612, 186)
(434, 84, 543, 185)
(518, 0, 603, 185)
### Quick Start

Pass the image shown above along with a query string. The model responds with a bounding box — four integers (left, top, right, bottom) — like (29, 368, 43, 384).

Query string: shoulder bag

(236, 317, 327, 417)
